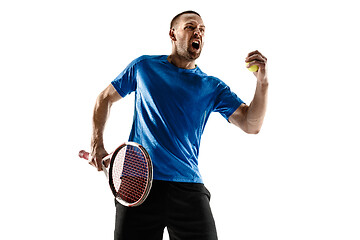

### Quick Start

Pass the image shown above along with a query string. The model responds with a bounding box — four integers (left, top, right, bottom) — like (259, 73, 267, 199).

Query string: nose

(194, 28, 201, 37)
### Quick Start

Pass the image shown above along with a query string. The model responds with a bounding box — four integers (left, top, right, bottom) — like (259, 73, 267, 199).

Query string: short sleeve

(111, 59, 138, 97)
(213, 81, 245, 120)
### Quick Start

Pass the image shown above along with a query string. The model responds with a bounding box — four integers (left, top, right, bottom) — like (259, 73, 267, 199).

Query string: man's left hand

(246, 50, 268, 85)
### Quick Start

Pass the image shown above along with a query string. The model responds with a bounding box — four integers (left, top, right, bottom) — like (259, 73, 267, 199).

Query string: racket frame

(108, 142, 153, 207)
(79, 142, 153, 207)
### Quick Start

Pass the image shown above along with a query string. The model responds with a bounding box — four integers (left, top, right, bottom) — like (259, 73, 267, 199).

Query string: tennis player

(89, 10, 268, 240)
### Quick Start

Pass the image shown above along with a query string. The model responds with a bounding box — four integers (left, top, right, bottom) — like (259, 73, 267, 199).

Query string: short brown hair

(170, 10, 201, 29)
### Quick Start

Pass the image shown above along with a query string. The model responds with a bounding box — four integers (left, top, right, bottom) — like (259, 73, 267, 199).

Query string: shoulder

(131, 55, 166, 65)
(203, 74, 229, 90)
(195, 67, 225, 85)
(124, 55, 166, 72)
(192, 68, 231, 93)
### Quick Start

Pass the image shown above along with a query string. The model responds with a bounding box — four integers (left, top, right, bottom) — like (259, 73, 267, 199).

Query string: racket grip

(79, 150, 90, 160)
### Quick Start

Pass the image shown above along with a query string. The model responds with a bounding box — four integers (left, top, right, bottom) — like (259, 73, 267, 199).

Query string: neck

(167, 54, 196, 69)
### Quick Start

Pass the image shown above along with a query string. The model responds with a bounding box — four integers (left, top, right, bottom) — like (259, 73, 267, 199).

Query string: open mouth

(192, 41, 200, 50)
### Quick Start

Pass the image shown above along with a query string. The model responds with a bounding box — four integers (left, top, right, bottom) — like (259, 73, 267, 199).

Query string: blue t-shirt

(112, 55, 244, 183)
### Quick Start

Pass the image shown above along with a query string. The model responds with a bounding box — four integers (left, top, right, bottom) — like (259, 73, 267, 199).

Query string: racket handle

(78, 150, 109, 178)
(79, 150, 111, 164)
(79, 150, 90, 160)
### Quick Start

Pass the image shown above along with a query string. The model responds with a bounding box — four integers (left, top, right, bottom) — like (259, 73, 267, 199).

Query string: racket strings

(112, 145, 149, 204)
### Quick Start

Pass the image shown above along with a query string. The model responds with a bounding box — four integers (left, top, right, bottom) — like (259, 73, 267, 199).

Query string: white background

(1, 0, 359, 239)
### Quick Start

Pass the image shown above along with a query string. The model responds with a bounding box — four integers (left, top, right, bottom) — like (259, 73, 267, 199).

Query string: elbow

(245, 128, 261, 135)
(232, 120, 262, 134)
(244, 118, 264, 134)
(244, 121, 262, 134)
(238, 123, 261, 134)
(96, 90, 114, 108)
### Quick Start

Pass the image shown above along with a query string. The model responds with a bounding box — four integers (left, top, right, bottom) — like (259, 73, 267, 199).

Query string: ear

(169, 28, 176, 41)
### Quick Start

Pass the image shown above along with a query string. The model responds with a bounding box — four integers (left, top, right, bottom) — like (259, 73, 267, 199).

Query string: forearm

(245, 80, 268, 134)
(91, 91, 113, 152)
(88, 84, 121, 170)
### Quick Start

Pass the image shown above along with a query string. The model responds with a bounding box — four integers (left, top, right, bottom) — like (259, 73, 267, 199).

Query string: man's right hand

(89, 147, 109, 171)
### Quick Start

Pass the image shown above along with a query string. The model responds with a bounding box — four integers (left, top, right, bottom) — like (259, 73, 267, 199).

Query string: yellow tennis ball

(246, 62, 259, 72)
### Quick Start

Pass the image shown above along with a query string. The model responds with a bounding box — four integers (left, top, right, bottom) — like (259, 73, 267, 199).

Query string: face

(170, 14, 205, 60)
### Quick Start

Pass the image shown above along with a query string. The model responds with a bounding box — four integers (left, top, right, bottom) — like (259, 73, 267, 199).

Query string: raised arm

(90, 84, 122, 171)
(228, 50, 268, 134)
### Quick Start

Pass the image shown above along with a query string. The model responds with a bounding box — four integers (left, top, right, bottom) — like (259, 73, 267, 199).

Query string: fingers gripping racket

(79, 142, 153, 207)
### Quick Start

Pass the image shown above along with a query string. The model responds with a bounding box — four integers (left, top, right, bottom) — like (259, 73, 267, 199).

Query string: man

(89, 10, 268, 240)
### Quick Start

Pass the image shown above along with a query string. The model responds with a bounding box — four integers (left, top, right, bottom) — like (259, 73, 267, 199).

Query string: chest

(137, 66, 216, 108)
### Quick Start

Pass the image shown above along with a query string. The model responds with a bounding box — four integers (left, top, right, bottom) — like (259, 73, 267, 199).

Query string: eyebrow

(185, 22, 206, 28)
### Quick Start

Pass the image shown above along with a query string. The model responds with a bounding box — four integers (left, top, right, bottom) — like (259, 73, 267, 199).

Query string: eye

(185, 26, 195, 30)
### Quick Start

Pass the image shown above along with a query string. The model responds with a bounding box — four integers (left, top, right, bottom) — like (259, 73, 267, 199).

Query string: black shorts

(114, 180, 218, 240)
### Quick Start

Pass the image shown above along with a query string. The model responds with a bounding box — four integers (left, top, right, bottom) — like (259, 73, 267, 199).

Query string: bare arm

(229, 50, 268, 134)
(90, 84, 122, 171)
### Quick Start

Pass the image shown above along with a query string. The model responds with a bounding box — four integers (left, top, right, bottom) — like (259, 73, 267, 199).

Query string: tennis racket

(79, 142, 153, 207)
